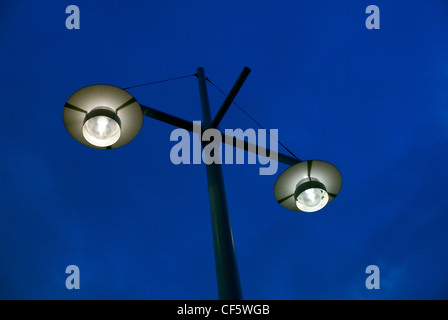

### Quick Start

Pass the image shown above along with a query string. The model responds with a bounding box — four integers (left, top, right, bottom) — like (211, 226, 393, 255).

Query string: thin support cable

(122, 73, 197, 90)
(206, 77, 300, 161)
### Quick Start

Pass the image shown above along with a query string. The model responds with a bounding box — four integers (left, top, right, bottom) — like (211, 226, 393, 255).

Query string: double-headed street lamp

(62, 67, 342, 300)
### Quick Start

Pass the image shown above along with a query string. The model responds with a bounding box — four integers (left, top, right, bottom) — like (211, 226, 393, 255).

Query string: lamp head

(274, 160, 342, 213)
(63, 84, 143, 149)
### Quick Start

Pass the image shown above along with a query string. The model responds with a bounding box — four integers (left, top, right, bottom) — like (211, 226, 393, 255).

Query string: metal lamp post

(62, 66, 342, 300)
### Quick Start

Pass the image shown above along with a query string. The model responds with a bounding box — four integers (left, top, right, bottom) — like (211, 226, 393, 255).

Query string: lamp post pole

(197, 67, 243, 300)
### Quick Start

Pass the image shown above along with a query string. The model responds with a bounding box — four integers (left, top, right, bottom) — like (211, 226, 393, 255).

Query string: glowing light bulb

(94, 116, 113, 137)
(298, 188, 322, 207)
(82, 112, 121, 147)
(294, 179, 329, 212)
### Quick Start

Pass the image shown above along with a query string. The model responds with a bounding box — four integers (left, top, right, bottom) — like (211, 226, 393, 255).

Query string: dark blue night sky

(1, 1, 448, 299)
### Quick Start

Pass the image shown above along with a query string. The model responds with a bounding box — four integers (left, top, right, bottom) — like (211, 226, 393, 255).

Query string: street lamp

(62, 67, 342, 300)
(273, 160, 342, 212)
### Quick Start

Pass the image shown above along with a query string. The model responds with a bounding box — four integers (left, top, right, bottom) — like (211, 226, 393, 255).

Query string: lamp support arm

(140, 105, 301, 166)
(210, 67, 251, 129)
